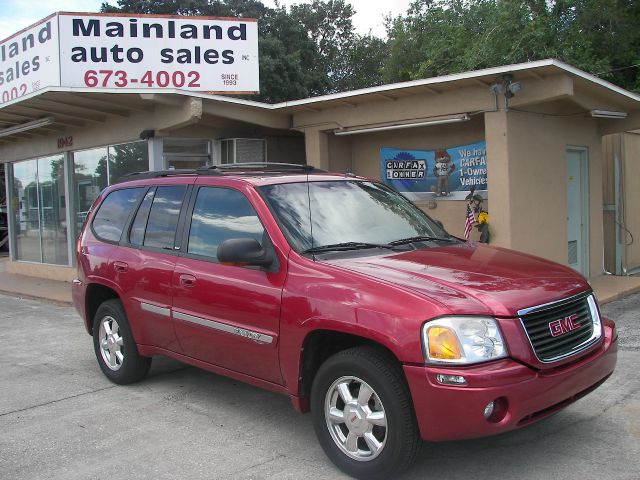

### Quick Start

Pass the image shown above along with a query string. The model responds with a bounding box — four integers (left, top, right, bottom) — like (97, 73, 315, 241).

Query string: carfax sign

(380, 141, 487, 201)
(0, 12, 259, 106)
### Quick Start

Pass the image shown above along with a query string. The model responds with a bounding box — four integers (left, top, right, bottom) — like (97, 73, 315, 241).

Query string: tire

(311, 346, 420, 479)
(92, 299, 151, 384)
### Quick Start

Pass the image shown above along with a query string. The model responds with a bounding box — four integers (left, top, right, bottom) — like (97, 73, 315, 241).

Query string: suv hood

(322, 242, 590, 317)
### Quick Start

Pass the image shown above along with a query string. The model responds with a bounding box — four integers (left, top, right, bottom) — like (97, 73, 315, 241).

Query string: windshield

(258, 180, 450, 253)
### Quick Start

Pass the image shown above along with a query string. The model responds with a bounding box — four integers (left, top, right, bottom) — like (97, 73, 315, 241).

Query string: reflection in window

(92, 188, 145, 242)
(12, 155, 68, 265)
(143, 186, 187, 249)
(259, 181, 448, 252)
(73, 141, 149, 239)
(129, 189, 154, 246)
(74, 147, 108, 236)
(188, 187, 264, 260)
(108, 142, 149, 183)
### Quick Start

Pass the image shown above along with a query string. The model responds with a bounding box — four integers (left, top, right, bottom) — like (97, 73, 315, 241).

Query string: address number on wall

(57, 136, 73, 149)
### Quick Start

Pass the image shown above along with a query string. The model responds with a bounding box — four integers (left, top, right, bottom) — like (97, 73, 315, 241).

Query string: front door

(172, 185, 285, 385)
(566, 148, 589, 276)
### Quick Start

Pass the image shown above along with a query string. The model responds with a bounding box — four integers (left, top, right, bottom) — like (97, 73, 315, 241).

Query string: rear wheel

(311, 346, 420, 479)
(93, 299, 151, 384)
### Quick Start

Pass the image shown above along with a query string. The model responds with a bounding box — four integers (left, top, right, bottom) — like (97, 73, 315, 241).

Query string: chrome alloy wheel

(324, 376, 387, 461)
(98, 315, 124, 371)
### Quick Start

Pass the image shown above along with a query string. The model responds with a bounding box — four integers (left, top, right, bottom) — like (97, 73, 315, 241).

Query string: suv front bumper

(404, 319, 617, 441)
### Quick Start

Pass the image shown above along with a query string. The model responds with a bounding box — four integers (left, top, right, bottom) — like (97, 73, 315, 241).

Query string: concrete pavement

(0, 293, 638, 479)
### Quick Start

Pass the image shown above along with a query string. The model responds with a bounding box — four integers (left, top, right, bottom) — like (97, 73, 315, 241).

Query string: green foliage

(384, 0, 640, 92)
(100, 0, 388, 100)
(101, 0, 640, 98)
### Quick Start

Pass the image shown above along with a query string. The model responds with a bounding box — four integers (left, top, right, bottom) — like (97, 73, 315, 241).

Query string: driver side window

(187, 187, 265, 261)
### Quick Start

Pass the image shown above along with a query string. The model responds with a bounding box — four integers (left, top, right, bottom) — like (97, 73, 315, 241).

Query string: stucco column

(304, 128, 330, 170)
(148, 137, 164, 171)
(484, 110, 512, 249)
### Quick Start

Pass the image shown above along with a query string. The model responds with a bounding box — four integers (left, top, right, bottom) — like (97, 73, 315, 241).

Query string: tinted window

(143, 186, 187, 249)
(188, 187, 264, 260)
(129, 189, 154, 246)
(92, 188, 144, 242)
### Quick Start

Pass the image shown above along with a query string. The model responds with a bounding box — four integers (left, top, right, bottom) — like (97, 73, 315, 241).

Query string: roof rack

(114, 169, 221, 183)
(197, 162, 323, 173)
(114, 163, 323, 184)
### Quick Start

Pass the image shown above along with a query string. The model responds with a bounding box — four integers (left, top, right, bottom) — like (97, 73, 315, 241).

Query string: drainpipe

(614, 135, 623, 275)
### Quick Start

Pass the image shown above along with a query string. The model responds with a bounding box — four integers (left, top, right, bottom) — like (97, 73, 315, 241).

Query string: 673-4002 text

(1, 83, 27, 103)
(84, 70, 201, 88)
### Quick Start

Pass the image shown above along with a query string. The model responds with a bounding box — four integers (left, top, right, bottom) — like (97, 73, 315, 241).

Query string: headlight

(422, 316, 507, 365)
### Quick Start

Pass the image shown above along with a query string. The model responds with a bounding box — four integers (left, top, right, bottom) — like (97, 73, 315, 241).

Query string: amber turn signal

(427, 326, 463, 360)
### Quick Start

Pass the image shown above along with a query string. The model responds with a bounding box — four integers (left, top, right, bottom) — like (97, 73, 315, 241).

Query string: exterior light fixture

(590, 110, 627, 119)
(334, 114, 470, 136)
(0, 117, 55, 139)
(489, 73, 522, 110)
(505, 81, 521, 98)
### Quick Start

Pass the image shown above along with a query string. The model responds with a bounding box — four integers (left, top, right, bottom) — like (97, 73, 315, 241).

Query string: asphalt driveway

(0, 293, 638, 479)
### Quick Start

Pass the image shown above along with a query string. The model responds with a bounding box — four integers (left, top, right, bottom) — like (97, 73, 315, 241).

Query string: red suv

(73, 163, 617, 479)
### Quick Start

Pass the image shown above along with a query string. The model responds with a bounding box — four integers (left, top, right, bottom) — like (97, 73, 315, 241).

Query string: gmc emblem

(549, 313, 580, 337)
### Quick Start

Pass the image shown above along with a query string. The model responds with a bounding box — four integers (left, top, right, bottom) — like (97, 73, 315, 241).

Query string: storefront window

(38, 157, 68, 264)
(163, 138, 210, 169)
(74, 147, 108, 235)
(9, 140, 148, 265)
(12, 155, 67, 265)
(108, 141, 149, 183)
(73, 141, 148, 236)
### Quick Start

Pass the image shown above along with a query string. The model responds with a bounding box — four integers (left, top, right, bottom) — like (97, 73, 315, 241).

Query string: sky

(0, 0, 413, 41)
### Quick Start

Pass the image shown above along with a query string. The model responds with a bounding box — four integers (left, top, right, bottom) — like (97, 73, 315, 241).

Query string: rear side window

(129, 189, 154, 246)
(141, 186, 187, 249)
(187, 187, 264, 260)
(92, 188, 145, 242)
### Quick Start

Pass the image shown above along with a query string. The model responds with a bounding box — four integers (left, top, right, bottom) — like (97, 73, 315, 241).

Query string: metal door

(566, 148, 589, 276)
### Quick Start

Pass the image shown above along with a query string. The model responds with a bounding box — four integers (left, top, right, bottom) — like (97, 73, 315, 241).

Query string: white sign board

(0, 15, 60, 105)
(0, 12, 259, 106)
(58, 13, 259, 92)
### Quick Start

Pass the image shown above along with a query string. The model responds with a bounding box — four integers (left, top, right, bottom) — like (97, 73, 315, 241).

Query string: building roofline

(1, 59, 639, 114)
(270, 59, 640, 108)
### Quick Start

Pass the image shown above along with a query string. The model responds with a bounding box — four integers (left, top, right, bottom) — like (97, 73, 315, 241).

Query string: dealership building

(1, 12, 640, 282)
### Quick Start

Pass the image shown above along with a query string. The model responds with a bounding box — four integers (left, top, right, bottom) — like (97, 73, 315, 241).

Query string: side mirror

(217, 238, 273, 268)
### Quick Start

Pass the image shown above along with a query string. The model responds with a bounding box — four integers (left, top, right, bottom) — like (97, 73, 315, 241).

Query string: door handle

(113, 261, 128, 273)
(179, 274, 196, 287)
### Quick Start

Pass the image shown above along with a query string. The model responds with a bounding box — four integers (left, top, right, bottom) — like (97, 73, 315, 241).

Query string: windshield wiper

(302, 241, 404, 254)
(389, 235, 457, 246)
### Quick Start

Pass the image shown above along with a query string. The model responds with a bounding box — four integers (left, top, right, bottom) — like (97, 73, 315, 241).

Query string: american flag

(464, 204, 476, 240)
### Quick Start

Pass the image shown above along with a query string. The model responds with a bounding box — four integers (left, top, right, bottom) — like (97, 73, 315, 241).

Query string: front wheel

(93, 299, 151, 384)
(311, 346, 420, 479)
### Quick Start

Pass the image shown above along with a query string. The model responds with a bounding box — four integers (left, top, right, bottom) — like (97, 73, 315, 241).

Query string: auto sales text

(70, 18, 249, 65)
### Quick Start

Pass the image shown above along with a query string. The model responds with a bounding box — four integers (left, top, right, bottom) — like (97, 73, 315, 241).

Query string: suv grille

(519, 293, 599, 363)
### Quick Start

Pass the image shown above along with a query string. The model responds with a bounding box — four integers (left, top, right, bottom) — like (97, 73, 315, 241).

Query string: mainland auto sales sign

(0, 12, 259, 105)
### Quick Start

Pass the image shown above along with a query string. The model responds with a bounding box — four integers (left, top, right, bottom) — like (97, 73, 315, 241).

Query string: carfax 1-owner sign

(380, 141, 487, 201)
(0, 12, 259, 106)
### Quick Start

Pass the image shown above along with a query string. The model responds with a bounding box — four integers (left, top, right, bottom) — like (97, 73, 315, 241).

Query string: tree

(101, 0, 333, 101)
(288, 0, 389, 93)
(101, 0, 384, 100)
(384, 0, 640, 92)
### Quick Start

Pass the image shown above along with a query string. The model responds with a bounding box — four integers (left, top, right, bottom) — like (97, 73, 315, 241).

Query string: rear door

(114, 183, 191, 352)
(172, 183, 286, 384)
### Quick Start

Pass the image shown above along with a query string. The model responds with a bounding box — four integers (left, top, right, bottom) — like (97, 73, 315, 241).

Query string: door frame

(566, 146, 590, 277)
